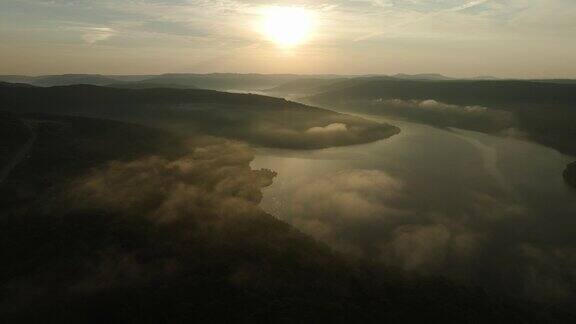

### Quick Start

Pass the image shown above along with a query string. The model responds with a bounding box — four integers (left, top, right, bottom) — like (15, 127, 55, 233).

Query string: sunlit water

(252, 115, 576, 299)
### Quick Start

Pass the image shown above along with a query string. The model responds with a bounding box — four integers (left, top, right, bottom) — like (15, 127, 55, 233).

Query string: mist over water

(252, 116, 576, 300)
(2, 0, 576, 318)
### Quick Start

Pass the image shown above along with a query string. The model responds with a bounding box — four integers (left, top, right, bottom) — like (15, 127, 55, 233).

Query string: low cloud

(385, 224, 452, 271)
(0, 139, 297, 311)
(368, 98, 516, 133)
(376, 98, 489, 114)
(306, 122, 348, 134)
(66, 141, 277, 222)
(288, 169, 406, 254)
(272, 167, 575, 300)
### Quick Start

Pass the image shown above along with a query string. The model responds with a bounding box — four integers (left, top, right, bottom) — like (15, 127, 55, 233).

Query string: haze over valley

(1, 0, 576, 322)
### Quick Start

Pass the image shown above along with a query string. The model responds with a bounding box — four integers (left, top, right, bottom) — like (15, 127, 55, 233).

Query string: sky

(1, 0, 575, 78)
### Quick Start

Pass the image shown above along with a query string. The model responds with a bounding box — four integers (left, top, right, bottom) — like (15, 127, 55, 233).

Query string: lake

(252, 115, 576, 300)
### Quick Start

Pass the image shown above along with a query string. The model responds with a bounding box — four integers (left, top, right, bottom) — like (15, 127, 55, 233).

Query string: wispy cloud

(448, 0, 491, 12)
(80, 27, 115, 44)
(1, 0, 576, 76)
(355, 0, 493, 41)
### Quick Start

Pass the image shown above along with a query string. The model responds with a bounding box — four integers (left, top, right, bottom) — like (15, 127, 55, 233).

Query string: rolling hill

(104, 81, 198, 90)
(139, 73, 343, 91)
(308, 79, 576, 108)
(0, 112, 572, 323)
(306, 79, 576, 156)
(263, 78, 347, 96)
(0, 83, 399, 150)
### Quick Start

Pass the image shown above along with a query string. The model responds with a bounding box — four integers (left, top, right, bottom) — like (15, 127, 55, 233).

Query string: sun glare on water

(261, 6, 315, 48)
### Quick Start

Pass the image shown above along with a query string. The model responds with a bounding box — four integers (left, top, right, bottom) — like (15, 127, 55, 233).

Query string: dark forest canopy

(305, 79, 576, 157)
(1, 76, 575, 322)
(565, 162, 576, 189)
(1, 113, 573, 322)
(0, 83, 398, 150)
(307, 79, 576, 108)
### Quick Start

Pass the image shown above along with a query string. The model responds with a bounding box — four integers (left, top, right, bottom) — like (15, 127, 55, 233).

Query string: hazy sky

(1, 0, 575, 77)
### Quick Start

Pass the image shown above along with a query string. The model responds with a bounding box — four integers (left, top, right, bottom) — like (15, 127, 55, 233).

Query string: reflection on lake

(252, 116, 576, 300)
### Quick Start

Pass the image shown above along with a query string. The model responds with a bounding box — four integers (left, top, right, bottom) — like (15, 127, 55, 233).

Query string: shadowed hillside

(104, 82, 198, 90)
(263, 78, 347, 96)
(308, 80, 576, 108)
(306, 79, 576, 156)
(0, 84, 399, 150)
(565, 162, 576, 189)
(0, 112, 32, 171)
(1, 113, 573, 323)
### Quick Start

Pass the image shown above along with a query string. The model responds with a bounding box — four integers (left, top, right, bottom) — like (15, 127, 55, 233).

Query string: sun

(261, 6, 315, 48)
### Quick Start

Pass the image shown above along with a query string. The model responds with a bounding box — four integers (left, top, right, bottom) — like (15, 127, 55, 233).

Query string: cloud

(0, 139, 294, 300)
(66, 141, 277, 222)
(287, 169, 406, 254)
(268, 164, 576, 300)
(354, 0, 495, 41)
(80, 27, 115, 44)
(378, 98, 490, 113)
(306, 122, 348, 134)
(3, 131, 563, 319)
(447, 0, 492, 12)
(385, 224, 452, 271)
(368, 98, 516, 133)
(2, 0, 576, 75)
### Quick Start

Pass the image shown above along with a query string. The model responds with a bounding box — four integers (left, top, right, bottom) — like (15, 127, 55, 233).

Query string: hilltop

(304, 79, 576, 156)
(1, 112, 572, 322)
(0, 83, 399, 150)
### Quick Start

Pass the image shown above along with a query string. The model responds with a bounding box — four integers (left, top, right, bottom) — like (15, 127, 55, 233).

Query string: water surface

(252, 115, 576, 299)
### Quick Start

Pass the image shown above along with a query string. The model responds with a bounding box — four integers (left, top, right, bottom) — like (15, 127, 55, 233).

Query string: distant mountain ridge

(140, 73, 343, 91)
(2, 73, 575, 91)
(104, 81, 198, 90)
(392, 73, 453, 80)
(263, 78, 348, 96)
(0, 74, 119, 87)
(0, 82, 36, 88)
(0, 73, 343, 90)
